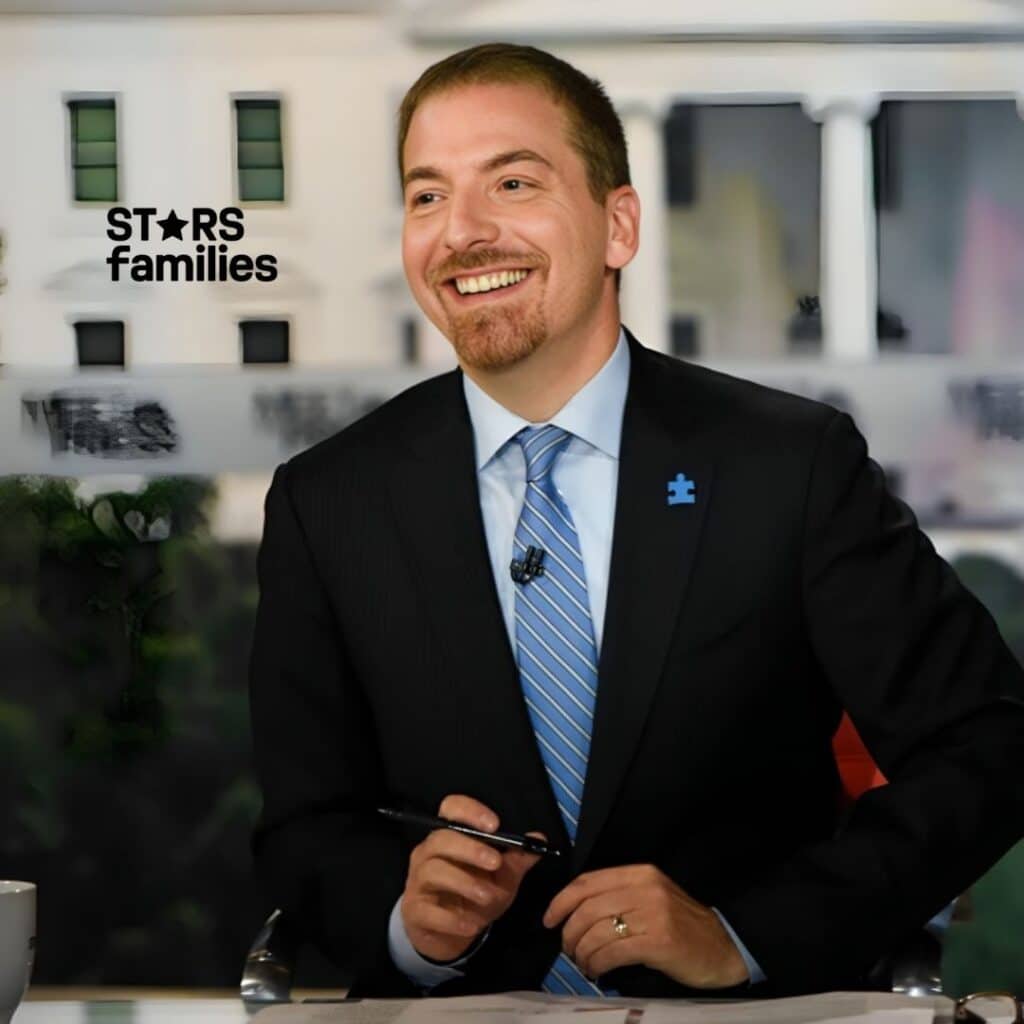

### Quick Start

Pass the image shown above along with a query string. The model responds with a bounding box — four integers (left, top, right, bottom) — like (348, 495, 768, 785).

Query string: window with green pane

(69, 99, 118, 202)
(236, 99, 284, 202)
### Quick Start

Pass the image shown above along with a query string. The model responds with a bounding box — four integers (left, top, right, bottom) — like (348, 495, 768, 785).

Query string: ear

(604, 185, 640, 272)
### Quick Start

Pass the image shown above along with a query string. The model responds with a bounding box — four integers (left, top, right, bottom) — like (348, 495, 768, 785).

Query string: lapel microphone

(510, 545, 546, 584)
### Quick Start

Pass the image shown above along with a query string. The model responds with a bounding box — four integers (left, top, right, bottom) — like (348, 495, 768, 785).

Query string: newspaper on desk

(252, 993, 628, 1024)
(253, 989, 945, 1024)
(252, 993, 632, 1024)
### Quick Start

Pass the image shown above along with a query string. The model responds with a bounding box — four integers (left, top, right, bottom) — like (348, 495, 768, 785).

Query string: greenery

(0, 477, 1022, 992)
(942, 553, 1024, 998)
(0, 475, 265, 984)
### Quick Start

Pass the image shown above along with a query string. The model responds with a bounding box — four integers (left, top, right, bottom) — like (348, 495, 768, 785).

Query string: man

(249, 43, 1024, 999)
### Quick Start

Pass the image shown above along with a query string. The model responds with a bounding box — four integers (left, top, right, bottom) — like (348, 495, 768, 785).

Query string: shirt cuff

(712, 906, 766, 986)
(387, 898, 488, 989)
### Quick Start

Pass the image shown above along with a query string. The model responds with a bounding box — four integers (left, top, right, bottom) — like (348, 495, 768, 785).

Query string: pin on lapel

(667, 473, 696, 506)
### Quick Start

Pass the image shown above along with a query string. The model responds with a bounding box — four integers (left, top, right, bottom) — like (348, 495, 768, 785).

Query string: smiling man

(249, 44, 1024, 1000)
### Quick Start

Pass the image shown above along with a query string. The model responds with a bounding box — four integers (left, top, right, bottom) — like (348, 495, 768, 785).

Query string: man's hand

(542, 864, 749, 988)
(400, 794, 545, 963)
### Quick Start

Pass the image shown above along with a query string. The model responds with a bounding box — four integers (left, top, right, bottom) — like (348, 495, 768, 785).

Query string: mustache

(430, 249, 544, 286)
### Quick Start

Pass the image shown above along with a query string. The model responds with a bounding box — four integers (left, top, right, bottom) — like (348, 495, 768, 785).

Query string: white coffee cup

(0, 882, 35, 1024)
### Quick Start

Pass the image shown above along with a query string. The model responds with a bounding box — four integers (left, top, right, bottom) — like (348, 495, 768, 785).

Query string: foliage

(1, 480, 1023, 991)
(0, 475, 267, 985)
(941, 553, 1024, 998)
(953, 553, 1024, 664)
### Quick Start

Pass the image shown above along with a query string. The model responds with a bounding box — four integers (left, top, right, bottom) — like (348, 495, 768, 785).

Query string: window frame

(232, 93, 287, 206)
(71, 316, 129, 369)
(238, 316, 292, 365)
(65, 93, 122, 207)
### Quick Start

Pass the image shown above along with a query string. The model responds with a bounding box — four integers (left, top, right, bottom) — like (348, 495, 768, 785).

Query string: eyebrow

(402, 148, 554, 190)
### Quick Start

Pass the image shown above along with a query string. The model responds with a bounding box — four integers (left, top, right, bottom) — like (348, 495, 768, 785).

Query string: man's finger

(543, 864, 652, 927)
(418, 858, 505, 910)
(438, 793, 500, 832)
(559, 889, 640, 961)
(403, 896, 488, 939)
(576, 933, 650, 981)
(416, 828, 503, 872)
(499, 830, 547, 882)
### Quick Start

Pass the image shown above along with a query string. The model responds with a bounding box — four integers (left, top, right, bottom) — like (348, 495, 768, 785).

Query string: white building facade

(2, 1, 1024, 370)
(1, 1, 1023, 556)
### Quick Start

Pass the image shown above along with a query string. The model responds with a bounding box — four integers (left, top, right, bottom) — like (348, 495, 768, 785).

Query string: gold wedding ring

(612, 914, 629, 938)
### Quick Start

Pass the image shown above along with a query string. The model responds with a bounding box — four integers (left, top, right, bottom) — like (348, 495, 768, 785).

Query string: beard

(444, 293, 548, 371)
(427, 249, 548, 371)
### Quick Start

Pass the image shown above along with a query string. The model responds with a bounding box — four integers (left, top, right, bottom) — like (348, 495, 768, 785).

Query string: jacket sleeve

(715, 410, 1024, 993)
(248, 461, 418, 995)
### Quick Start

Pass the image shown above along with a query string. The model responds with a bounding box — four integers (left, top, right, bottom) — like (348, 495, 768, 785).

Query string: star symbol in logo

(156, 209, 188, 241)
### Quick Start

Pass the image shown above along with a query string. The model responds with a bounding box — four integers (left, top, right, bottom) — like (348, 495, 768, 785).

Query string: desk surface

(12, 992, 968, 1024)
(15, 999, 257, 1022)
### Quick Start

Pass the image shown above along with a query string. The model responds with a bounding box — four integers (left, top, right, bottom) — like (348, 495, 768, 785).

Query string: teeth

(454, 269, 528, 295)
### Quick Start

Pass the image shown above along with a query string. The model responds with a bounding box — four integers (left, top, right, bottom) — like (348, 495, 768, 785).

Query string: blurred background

(1, 0, 1023, 997)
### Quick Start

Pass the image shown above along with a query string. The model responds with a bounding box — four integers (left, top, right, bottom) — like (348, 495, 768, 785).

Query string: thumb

(503, 831, 548, 882)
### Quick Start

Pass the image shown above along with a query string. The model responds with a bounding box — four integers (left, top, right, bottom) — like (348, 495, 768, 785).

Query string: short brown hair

(397, 42, 631, 205)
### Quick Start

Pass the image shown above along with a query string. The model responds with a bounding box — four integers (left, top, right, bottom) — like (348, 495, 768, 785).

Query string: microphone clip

(510, 546, 546, 584)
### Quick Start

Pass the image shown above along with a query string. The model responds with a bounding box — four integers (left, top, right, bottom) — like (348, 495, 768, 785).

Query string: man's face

(401, 82, 616, 371)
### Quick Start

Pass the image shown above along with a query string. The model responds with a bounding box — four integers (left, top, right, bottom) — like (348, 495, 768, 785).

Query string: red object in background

(833, 713, 887, 803)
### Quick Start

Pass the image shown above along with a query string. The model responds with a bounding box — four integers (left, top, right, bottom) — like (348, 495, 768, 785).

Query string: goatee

(448, 304, 547, 371)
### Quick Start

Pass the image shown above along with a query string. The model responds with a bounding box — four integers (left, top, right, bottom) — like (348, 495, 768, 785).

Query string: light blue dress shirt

(387, 328, 765, 989)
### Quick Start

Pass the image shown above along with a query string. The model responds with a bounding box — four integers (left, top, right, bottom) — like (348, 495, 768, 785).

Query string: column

(803, 95, 880, 361)
(619, 99, 670, 354)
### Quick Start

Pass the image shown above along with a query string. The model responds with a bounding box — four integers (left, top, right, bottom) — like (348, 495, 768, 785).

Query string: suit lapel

(388, 372, 569, 848)
(572, 335, 715, 869)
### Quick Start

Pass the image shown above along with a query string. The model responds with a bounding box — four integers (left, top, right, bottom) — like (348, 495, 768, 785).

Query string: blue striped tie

(512, 425, 606, 997)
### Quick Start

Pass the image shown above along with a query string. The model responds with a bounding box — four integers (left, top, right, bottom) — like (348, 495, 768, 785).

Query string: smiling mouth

(446, 268, 532, 299)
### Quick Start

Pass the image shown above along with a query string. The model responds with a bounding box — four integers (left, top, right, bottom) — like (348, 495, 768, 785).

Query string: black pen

(377, 807, 562, 858)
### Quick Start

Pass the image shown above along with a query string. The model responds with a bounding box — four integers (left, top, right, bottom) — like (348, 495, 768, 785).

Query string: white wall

(1, 5, 1023, 542)
(2, 9, 1024, 373)
(404, 0, 1024, 40)
(0, 14, 426, 368)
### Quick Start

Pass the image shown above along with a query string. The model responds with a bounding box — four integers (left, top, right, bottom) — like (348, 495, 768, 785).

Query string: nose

(442, 188, 500, 253)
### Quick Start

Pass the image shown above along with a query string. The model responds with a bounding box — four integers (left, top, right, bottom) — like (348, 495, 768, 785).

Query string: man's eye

(412, 192, 440, 207)
(501, 178, 528, 191)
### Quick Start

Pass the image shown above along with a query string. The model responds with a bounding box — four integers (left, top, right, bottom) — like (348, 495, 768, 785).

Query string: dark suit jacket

(249, 331, 1024, 998)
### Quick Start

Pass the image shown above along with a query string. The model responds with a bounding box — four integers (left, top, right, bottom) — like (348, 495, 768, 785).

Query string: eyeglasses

(954, 992, 1023, 1023)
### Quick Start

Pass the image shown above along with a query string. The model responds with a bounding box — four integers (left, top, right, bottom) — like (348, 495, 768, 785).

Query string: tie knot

(515, 425, 572, 483)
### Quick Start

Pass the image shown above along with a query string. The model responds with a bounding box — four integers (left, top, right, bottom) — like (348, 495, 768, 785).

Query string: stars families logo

(105, 207, 278, 283)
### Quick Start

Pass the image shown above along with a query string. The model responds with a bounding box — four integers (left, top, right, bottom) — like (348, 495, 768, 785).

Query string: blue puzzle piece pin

(667, 473, 696, 506)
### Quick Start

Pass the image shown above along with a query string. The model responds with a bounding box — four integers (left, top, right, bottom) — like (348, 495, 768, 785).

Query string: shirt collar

(462, 326, 630, 471)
